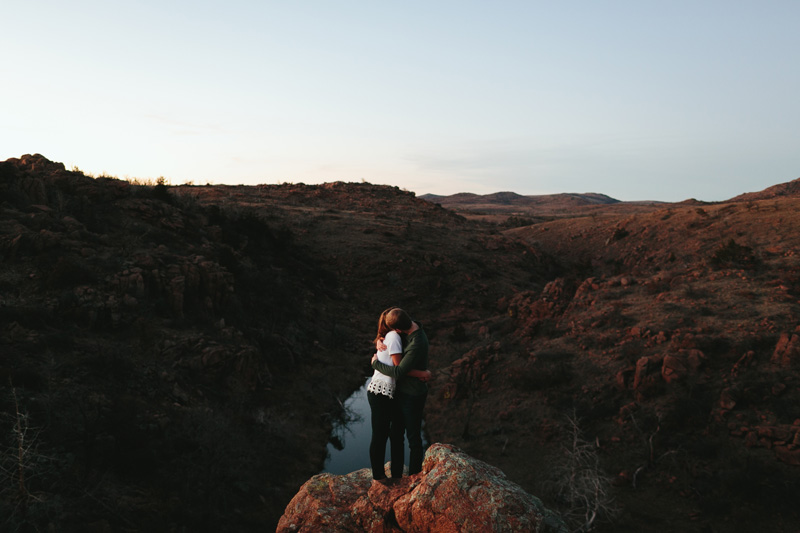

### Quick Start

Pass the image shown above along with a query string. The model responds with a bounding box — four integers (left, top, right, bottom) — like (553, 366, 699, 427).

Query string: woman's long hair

(375, 307, 398, 343)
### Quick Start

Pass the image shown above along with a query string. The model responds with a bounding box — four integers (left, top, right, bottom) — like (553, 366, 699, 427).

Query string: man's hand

(376, 337, 387, 351)
(371, 353, 378, 364)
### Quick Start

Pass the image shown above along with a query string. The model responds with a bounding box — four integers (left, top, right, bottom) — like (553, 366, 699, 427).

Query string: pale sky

(3, 1, 799, 202)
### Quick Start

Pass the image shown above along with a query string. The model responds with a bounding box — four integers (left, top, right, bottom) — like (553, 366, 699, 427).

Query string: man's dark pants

(396, 389, 428, 475)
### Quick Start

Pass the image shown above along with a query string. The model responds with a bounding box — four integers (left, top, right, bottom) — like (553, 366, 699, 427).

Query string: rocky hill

(2, 154, 799, 532)
(425, 191, 800, 531)
(0, 155, 550, 531)
(278, 443, 567, 532)
(727, 176, 800, 203)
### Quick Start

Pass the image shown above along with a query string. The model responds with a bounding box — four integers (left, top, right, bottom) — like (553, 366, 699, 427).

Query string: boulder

(633, 354, 664, 390)
(277, 443, 566, 533)
(661, 349, 705, 384)
(772, 332, 800, 366)
(661, 354, 687, 384)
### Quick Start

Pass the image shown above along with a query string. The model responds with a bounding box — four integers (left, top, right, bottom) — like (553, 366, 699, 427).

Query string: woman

(367, 307, 429, 484)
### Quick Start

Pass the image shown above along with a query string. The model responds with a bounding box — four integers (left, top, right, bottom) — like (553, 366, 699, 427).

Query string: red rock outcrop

(277, 443, 566, 532)
(772, 331, 800, 366)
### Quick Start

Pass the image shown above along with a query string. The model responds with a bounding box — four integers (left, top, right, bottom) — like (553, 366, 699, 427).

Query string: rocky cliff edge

(277, 443, 566, 532)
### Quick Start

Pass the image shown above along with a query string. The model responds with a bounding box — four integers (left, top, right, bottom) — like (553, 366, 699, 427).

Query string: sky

(2, 1, 799, 202)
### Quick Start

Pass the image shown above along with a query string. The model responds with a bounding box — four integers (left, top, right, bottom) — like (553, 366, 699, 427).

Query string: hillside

(425, 195, 800, 531)
(2, 155, 799, 532)
(728, 176, 800, 203)
(0, 154, 551, 531)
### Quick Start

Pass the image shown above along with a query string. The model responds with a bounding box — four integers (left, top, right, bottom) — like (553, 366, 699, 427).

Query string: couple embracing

(367, 307, 431, 485)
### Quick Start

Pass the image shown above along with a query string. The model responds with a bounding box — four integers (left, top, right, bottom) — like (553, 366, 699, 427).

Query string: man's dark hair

(386, 308, 413, 331)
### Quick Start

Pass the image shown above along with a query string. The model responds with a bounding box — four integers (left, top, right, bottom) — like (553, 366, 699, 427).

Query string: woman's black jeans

(395, 389, 428, 475)
(367, 391, 405, 479)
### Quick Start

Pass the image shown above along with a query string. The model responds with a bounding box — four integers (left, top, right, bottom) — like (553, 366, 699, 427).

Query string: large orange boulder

(277, 443, 566, 532)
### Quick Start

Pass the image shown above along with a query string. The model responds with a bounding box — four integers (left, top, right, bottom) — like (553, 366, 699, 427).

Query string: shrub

(46, 257, 97, 289)
(449, 324, 467, 342)
(709, 239, 758, 269)
(502, 216, 536, 228)
(0, 383, 61, 531)
(513, 350, 574, 391)
(151, 177, 173, 204)
(548, 415, 618, 531)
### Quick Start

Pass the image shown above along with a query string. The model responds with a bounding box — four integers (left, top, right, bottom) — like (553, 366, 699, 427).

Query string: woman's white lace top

(367, 331, 401, 398)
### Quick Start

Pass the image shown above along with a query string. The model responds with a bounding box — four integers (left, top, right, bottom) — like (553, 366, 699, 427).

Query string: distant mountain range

(420, 191, 620, 208)
(419, 191, 650, 221)
(421, 176, 800, 220)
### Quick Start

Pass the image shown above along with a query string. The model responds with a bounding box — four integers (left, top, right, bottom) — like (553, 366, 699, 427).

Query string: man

(371, 308, 431, 475)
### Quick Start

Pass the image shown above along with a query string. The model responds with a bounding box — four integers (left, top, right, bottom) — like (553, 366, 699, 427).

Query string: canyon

(1, 154, 798, 531)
